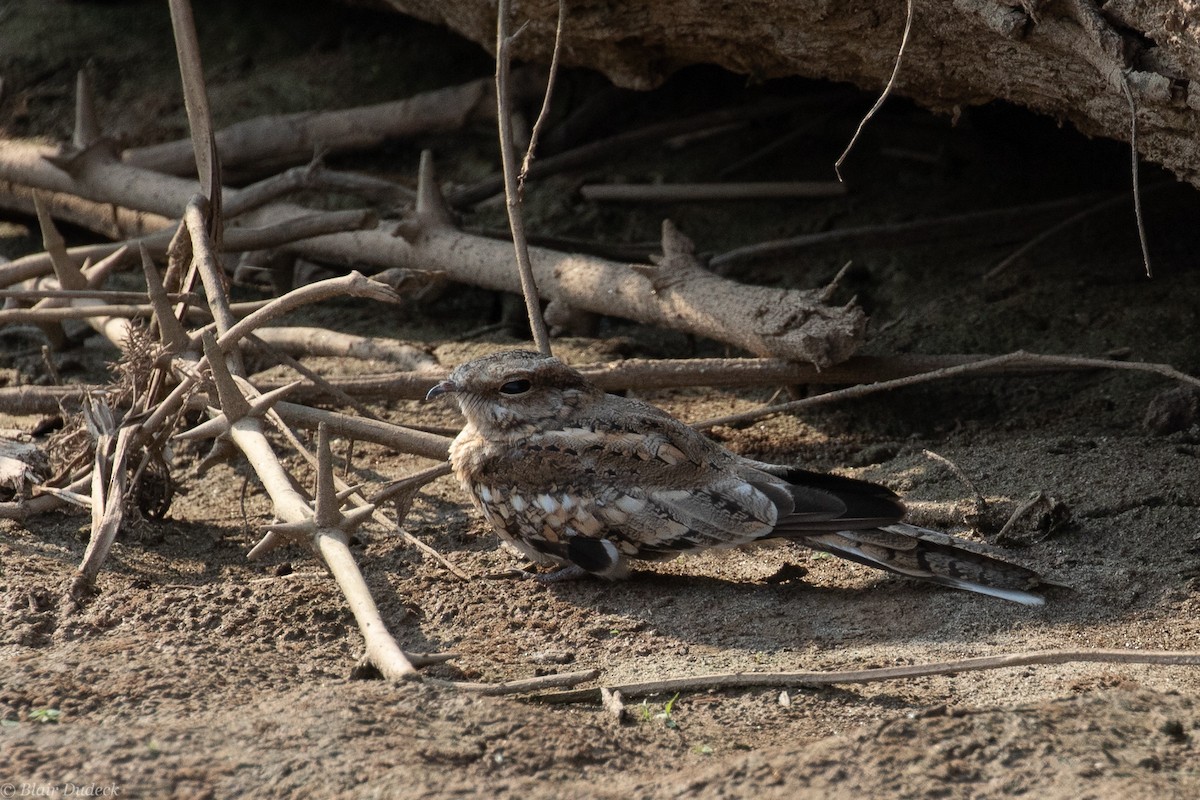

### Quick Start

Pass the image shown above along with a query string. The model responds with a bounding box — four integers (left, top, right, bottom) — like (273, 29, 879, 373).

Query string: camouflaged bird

(427, 350, 1047, 605)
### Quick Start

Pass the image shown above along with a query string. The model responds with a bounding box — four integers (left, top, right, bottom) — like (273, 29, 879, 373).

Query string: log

(372, 0, 1200, 188)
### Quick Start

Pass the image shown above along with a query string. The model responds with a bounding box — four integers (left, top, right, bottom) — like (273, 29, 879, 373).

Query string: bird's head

(426, 350, 602, 436)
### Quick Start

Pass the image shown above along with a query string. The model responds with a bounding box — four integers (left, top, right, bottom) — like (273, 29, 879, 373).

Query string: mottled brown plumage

(427, 350, 1047, 605)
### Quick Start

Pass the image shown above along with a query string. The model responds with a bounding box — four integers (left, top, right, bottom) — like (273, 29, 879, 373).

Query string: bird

(426, 349, 1048, 606)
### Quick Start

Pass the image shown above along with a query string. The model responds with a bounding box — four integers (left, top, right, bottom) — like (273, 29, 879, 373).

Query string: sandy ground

(2, 1, 1200, 797)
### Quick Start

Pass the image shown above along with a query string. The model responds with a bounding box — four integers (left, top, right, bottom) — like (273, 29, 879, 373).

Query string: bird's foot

(484, 564, 591, 583)
(531, 564, 591, 583)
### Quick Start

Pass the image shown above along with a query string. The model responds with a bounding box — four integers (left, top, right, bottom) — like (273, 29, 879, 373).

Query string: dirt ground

(2, 1, 1200, 797)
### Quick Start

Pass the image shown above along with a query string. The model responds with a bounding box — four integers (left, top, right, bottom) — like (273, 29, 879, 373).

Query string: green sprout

(28, 708, 62, 724)
(636, 692, 682, 729)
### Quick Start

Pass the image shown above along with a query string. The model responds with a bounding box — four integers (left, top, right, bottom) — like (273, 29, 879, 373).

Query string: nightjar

(427, 350, 1047, 605)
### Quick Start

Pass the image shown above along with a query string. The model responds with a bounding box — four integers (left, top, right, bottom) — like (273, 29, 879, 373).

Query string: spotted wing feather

(457, 416, 783, 573)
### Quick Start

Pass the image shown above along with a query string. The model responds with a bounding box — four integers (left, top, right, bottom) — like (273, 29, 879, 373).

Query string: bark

(372, 0, 1200, 187)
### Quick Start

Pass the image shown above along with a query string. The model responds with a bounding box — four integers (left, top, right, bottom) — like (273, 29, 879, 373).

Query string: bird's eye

(499, 379, 532, 395)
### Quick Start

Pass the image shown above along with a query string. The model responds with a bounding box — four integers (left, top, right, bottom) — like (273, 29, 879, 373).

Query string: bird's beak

(425, 380, 457, 401)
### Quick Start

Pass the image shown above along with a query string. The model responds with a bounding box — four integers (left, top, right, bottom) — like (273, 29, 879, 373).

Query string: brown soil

(2, 2, 1200, 798)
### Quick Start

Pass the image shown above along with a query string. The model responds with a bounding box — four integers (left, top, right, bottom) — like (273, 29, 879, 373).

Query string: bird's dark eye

(499, 379, 532, 395)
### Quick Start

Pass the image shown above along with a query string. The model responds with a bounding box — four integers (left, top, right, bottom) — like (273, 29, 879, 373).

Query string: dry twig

(984, 185, 1172, 281)
(447, 96, 817, 208)
(0, 352, 1134, 415)
(921, 449, 987, 516)
(579, 182, 846, 202)
(712, 193, 1106, 269)
(835, 0, 915, 178)
(495, 0, 552, 355)
(440, 668, 601, 696)
(518, 0, 565, 196)
(695, 350, 1200, 430)
(531, 649, 1200, 704)
(168, 0, 221, 238)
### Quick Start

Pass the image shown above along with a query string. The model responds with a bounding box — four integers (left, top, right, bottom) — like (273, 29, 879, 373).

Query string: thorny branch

(0, 134, 866, 366)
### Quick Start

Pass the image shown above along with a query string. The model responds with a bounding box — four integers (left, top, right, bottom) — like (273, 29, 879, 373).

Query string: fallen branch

(530, 648, 1200, 703)
(0, 303, 176, 324)
(224, 162, 415, 217)
(440, 668, 601, 696)
(446, 95, 823, 208)
(0, 287, 202, 304)
(0, 181, 171, 241)
(247, 327, 439, 369)
(3, 473, 92, 521)
(187, 318, 420, 679)
(0, 204, 377, 290)
(249, 351, 1114, 404)
(274, 402, 450, 462)
(0, 352, 1117, 415)
(121, 71, 543, 177)
(579, 181, 847, 202)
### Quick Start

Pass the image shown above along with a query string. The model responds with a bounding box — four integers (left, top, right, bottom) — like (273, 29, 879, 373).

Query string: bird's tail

(797, 523, 1047, 606)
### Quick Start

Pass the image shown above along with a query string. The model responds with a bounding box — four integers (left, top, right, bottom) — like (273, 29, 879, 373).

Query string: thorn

(41, 147, 83, 173)
(175, 380, 293, 448)
(200, 330, 251, 421)
(264, 517, 319, 540)
(73, 68, 102, 149)
(630, 262, 682, 292)
(83, 245, 130, 288)
(246, 381, 302, 417)
(339, 504, 376, 535)
(637, 219, 700, 291)
(415, 150, 453, 226)
(391, 219, 422, 243)
(820, 260, 854, 304)
(313, 423, 340, 528)
(172, 409, 230, 441)
(336, 484, 366, 504)
(140, 244, 190, 352)
(659, 219, 696, 258)
(195, 438, 238, 476)
(33, 193, 86, 290)
(247, 530, 289, 560)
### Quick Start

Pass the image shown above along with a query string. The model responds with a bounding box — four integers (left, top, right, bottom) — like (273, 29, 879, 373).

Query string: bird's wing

(463, 421, 781, 561)
(740, 463, 908, 533)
